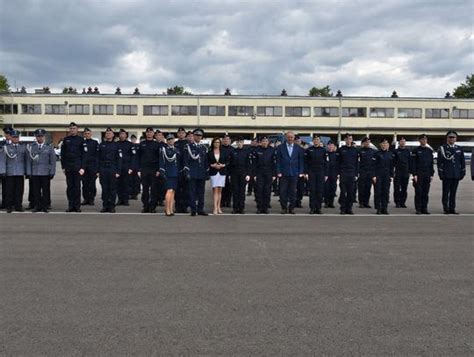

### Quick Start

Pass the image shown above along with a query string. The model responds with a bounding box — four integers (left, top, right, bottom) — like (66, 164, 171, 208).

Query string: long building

(1, 92, 473, 146)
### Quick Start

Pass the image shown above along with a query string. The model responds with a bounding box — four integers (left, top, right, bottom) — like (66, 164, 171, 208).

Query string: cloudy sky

(0, 0, 472, 97)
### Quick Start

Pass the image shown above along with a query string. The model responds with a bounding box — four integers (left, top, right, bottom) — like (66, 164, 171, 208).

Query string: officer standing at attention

(247, 137, 259, 197)
(116, 129, 133, 206)
(392, 136, 411, 208)
(138, 127, 161, 213)
(154, 129, 167, 207)
(0, 126, 13, 209)
(0, 130, 28, 213)
(98, 127, 122, 213)
(183, 128, 209, 216)
(81, 127, 99, 206)
(159, 133, 183, 216)
(61, 122, 84, 212)
(437, 130, 466, 214)
(337, 133, 359, 215)
(357, 137, 376, 208)
(128, 134, 141, 200)
(229, 136, 250, 214)
(305, 134, 327, 214)
(221, 134, 233, 208)
(174, 127, 189, 213)
(323, 140, 339, 208)
(411, 134, 434, 215)
(249, 136, 276, 214)
(276, 131, 305, 214)
(26, 129, 56, 212)
(372, 138, 394, 215)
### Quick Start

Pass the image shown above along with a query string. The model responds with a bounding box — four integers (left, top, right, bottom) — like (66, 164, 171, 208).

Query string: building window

(69, 104, 90, 115)
(370, 108, 394, 118)
(0, 104, 19, 114)
(228, 106, 254, 116)
(93, 105, 113, 115)
(425, 108, 449, 118)
(342, 107, 367, 117)
(256, 106, 283, 116)
(117, 105, 138, 115)
(171, 105, 197, 116)
(45, 104, 66, 114)
(285, 106, 311, 117)
(314, 107, 339, 117)
(21, 104, 42, 114)
(452, 108, 474, 119)
(398, 108, 422, 118)
(200, 105, 226, 116)
(143, 105, 168, 116)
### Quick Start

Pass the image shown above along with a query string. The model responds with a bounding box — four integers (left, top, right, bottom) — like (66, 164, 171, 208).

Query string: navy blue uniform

(305, 145, 327, 212)
(128, 142, 140, 198)
(437, 144, 466, 213)
(251, 146, 276, 213)
(229, 147, 251, 213)
(247, 145, 259, 196)
(337, 145, 359, 214)
(411, 146, 434, 213)
(60, 135, 84, 211)
(81, 138, 99, 205)
(372, 149, 394, 213)
(116, 139, 133, 205)
(392, 147, 411, 207)
(139, 139, 161, 212)
(221, 144, 233, 207)
(159, 145, 182, 191)
(358, 147, 376, 207)
(98, 140, 122, 211)
(174, 139, 189, 213)
(323, 151, 339, 207)
(183, 142, 209, 214)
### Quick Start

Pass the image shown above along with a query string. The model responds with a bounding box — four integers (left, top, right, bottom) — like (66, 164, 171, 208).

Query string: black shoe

(66, 208, 74, 212)
(197, 211, 208, 216)
(43, 208, 49, 213)
(395, 204, 401, 208)
(109, 208, 116, 213)
(364, 204, 372, 209)
(382, 209, 389, 215)
(88, 200, 95, 206)
(288, 209, 295, 214)
(32, 208, 42, 213)
(81, 200, 88, 205)
(191, 212, 197, 216)
(149, 208, 157, 213)
(422, 210, 430, 215)
(359, 204, 365, 208)
(26, 204, 34, 210)
(6, 208, 13, 213)
(315, 209, 322, 214)
(116, 200, 123, 206)
(346, 210, 354, 215)
(340, 210, 345, 215)
(263, 209, 269, 214)
(328, 204, 335, 208)
(240, 210, 245, 215)
(141, 208, 149, 213)
(232, 210, 238, 214)
(450, 210, 460, 215)
(309, 209, 315, 214)
(376, 209, 382, 215)
(281, 208, 287, 214)
(100, 208, 108, 213)
(444, 210, 450, 215)
(75, 208, 81, 213)
(416, 210, 422, 215)
(401, 204, 407, 208)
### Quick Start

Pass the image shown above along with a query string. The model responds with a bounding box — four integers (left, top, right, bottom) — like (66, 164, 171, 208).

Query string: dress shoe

(376, 209, 382, 215)
(401, 204, 407, 208)
(42, 208, 49, 213)
(309, 209, 315, 214)
(263, 209, 269, 214)
(81, 200, 89, 205)
(190, 212, 196, 216)
(315, 209, 322, 215)
(340, 210, 345, 215)
(288, 209, 295, 214)
(395, 204, 401, 208)
(281, 208, 287, 214)
(359, 204, 365, 208)
(75, 208, 81, 213)
(346, 210, 354, 215)
(449, 210, 459, 215)
(109, 208, 116, 213)
(32, 208, 42, 213)
(422, 210, 430, 215)
(66, 208, 74, 212)
(149, 208, 157, 213)
(6, 208, 13, 213)
(382, 209, 389, 215)
(197, 211, 208, 216)
(443, 210, 450, 215)
(415, 210, 422, 215)
(364, 204, 372, 209)
(100, 208, 108, 213)
(141, 208, 149, 213)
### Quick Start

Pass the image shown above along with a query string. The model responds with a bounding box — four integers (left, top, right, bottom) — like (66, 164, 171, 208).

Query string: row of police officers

(0, 124, 470, 215)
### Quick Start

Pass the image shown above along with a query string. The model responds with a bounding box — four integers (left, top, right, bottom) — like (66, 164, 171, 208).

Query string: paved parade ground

(1, 169, 473, 355)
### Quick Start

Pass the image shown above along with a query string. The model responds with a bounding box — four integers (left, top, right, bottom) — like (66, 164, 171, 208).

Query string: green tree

(309, 85, 333, 97)
(166, 85, 192, 95)
(453, 74, 474, 98)
(0, 74, 10, 92)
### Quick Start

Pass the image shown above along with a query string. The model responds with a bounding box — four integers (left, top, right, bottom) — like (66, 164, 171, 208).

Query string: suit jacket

(276, 143, 305, 177)
(208, 149, 230, 176)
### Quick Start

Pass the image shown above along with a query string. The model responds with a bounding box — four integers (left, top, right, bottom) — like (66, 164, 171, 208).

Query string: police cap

(446, 130, 458, 137)
(418, 133, 428, 139)
(193, 128, 204, 136)
(34, 128, 46, 136)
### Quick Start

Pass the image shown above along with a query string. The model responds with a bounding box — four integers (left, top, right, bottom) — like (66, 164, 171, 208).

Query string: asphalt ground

(1, 168, 473, 355)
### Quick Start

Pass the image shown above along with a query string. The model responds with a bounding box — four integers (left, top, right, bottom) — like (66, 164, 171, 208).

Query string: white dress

(210, 152, 226, 188)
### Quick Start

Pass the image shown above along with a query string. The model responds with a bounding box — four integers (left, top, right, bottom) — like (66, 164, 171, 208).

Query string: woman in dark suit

(159, 133, 182, 216)
(208, 137, 229, 214)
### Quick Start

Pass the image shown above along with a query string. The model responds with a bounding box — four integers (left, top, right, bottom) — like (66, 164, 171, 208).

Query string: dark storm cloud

(0, 0, 472, 96)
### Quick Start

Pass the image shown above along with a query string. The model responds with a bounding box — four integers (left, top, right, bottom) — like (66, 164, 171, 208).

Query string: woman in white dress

(208, 137, 229, 214)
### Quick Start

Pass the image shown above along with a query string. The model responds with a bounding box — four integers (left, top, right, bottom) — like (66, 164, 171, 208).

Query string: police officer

(411, 134, 434, 215)
(249, 136, 276, 214)
(0, 126, 13, 209)
(98, 127, 122, 213)
(128, 134, 141, 200)
(138, 127, 161, 213)
(183, 128, 209, 216)
(358, 137, 376, 208)
(305, 134, 327, 214)
(247, 137, 259, 196)
(221, 134, 233, 207)
(372, 138, 394, 215)
(323, 140, 338, 208)
(116, 129, 133, 206)
(437, 130, 466, 214)
(229, 136, 250, 214)
(0, 130, 28, 213)
(337, 133, 359, 215)
(174, 127, 189, 213)
(81, 127, 99, 206)
(295, 135, 306, 208)
(26, 129, 56, 212)
(61, 122, 84, 212)
(392, 136, 411, 208)
(159, 133, 183, 216)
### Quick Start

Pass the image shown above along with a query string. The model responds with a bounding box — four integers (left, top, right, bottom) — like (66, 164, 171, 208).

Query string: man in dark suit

(276, 131, 305, 214)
